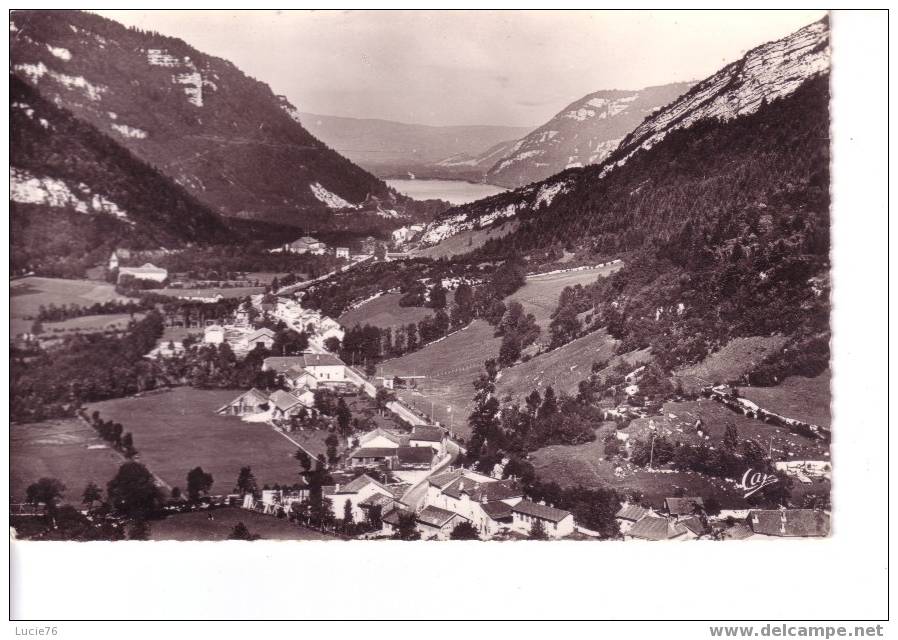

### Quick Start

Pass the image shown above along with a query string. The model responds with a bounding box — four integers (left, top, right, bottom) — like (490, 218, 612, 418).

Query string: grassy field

(674, 335, 789, 393)
(154, 286, 264, 300)
(495, 329, 619, 403)
(624, 398, 830, 460)
(381, 265, 624, 436)
(149, 506, 336, 541)
(10, 276, 133, 320)
(738, 370, 831, 429)
(339, 293, 444, 331)
(10, 418, 124, 505)
(530, 425, 830, 509)
(88, 388, 312, 492)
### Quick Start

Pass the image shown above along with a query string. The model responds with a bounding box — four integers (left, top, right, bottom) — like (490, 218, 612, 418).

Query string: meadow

(339, 292, 443, 330)
(11, 418, 124, 505)
(11, 276, 132, 322)
(673, 335, 789, 393)
(737, 371, 831, 429)
(148, 506, 336, 541)
(88, 387, 309, 492)
(154, 286, 265, 300)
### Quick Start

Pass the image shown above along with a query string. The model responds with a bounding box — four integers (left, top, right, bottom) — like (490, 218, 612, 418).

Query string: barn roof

(511, 499, 572, 523)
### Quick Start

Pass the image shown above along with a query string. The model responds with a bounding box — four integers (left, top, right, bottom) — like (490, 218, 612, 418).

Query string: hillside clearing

(414, 220, 520, 259)
(339, 292, 447, 331)
(673, 335, 789, 393)
(737, 371, 831, 429)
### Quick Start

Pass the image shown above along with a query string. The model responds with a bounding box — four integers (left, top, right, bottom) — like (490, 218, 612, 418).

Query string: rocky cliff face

(420, 17, 831, 249)
(10, 10, 395, 228)
(484, 83, 693, 189)
(603, 17, 830, 178)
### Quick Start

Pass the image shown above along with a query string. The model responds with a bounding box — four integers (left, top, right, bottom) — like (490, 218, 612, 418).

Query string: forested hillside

(482, 76, 831, 383)
(10, 10, 431, 228)
(10, 76, 232, 276)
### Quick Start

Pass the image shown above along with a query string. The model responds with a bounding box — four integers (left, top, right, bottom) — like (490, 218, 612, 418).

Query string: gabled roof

(263, 357, 306, 374)
(615, 504, 650, 522)
(350, 447, 397, 459)
(301, 353, 344, 367)
(360, 493, 395, 509)
(417, 505, 467, 529)
(722, 523, 755, 540)
(410, 426, 444, 442)
(679, 516, 709, 536)
(664, 497, 704, 516)
(749, 509, 830, 537)
(428, 468, 465, 489)
(217, 388, 269, 412)
(269, 389, 303, 412)
(336, 474, 389, 495)
(627, 516, 688, 541)
(511, 499, 572, 524)
(358, 428, 404, 447)
(396, 446, 435, 464)
(246, 328, 275, 342)
(442, 477, 521, 503)
(481, 501, 514, 521)
(382, 506, 407, 526)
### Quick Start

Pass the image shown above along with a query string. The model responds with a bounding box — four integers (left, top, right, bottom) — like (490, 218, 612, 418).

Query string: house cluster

(217, 353, 351, 422)
(615, 497, 831, 541)
(256, 294, 345, 348)
(390, 224, 425, 248)
(347, 426, 446, 471)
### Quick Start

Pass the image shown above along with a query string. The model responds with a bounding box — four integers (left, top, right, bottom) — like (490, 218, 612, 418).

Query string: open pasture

(11, 418, 123, 505)
(10, 276, 132, 320)
(88, 387, 308, 492)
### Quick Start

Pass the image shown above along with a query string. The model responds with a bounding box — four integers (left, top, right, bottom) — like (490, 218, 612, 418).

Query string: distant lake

(386, 179, 507, 205)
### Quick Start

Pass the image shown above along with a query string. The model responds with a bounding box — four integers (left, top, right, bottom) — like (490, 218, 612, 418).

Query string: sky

(98, 9, 826, 128)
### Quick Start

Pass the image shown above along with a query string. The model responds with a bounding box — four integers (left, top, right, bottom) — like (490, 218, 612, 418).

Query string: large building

(117, 263, 168, 284)
(280, 236, 327, 255)
(262, 353, 347, 384)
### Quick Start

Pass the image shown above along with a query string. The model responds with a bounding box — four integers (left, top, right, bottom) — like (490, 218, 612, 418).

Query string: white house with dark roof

(511, 499, 575, 539)
(204, 324, 225, 344)
(262, 353, 347, 385)
(269, 389, 314, 420)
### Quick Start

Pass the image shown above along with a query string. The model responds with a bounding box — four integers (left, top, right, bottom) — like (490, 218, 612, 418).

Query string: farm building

(510, 499, 575, 539)
(624, 516, 688, 541)
(664, 497, 705, 519)
(357, 428, 406, 449)
(409, 425, 445, 454)
(416, 505, 470, 540)
(615, 504, 651, 534)
(280, 236, 327, 255)
(216, 388, 270, 416)
(748, 509, 830, 537)
(243, 328, 275, 350)
(269, 389, 314, 420)
(396, 446, 436, 469)
(117, 263, 168, 284)
(348, 447, 397, 469)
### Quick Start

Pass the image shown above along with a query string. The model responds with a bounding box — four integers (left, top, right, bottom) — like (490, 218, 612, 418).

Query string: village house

(261, 353, 348, 386)
(624, 516, 689, 541)
(117, 263, 168, 284)
(423, 468, 523, 538)
(748, 509, 830, 537)
(204, 324, 225, 344)
(615, 504, 651, 535)
(216, 388, 270, 417)
(280, 236, 327, 255)
(356, 428, 406, 449)
(396, 446, 436, 470)
(348, 447, 397, 469)
(510, 499, 575, 539)
(269, 389, 314, 420)
(664, 497, 704, 520)
(284, 366, 319, 391)
(408, 425, 446, 455)
(242, 327, 276, 350)
(335, 247, 350, 259)
(391, 226, 411, 245)
(330, 474, 396, 522)
(416, 505, 470, 540)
